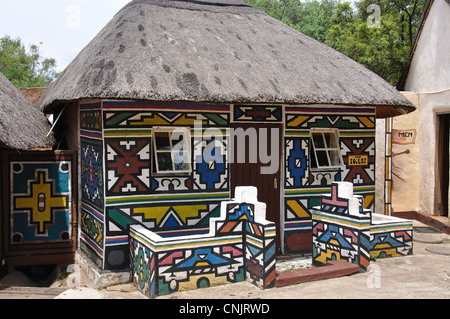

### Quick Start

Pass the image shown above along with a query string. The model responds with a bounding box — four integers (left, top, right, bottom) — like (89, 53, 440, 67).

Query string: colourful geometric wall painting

(2, 151, 77, 267)
(233, 105, 282, 122)
(77, 100, 380, 270)
(80, 102, 105, 268)
(283, 106, 376, 254)
(370, 214, 413, 258)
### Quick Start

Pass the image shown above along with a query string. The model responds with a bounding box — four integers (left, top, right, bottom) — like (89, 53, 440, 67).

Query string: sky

(0, 0, 133, 72)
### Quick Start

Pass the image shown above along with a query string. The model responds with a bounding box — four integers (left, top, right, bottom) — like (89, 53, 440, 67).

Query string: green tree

(355, 0, 426, 46)
(325, 0, 426, 85)
(243, 0, 338, 43)
(0, 35, 59, 88)
(242, 0, 426, 86)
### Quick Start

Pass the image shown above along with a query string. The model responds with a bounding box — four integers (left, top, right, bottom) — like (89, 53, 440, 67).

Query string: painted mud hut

(37, 0, 415, 273)
(0, 72, 78, 274)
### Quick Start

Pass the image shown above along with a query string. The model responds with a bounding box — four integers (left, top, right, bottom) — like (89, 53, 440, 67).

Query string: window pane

(329, 150, 341, 166)
(317, 150, 329, 166)
(311, 151, 318, 168)
(173, 151, 189, 171)
(172, 135, 186, 152)
(155, 132, 171, 150)
(157, 152, 173, 171)
(312, 133, 325, 148)
(324, 133, 338, 148)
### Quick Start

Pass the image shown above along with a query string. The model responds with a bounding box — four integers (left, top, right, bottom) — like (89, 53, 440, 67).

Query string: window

(152, 127, 192, 174)
(310, 129, 343, 169)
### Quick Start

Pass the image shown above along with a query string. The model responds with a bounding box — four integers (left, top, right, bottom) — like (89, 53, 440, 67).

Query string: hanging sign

(392, 129, 416, 145)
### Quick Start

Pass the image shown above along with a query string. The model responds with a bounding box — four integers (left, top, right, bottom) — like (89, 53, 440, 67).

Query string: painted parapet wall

(312, 182, 413, 272)
(370, 214, 413, 258)
(312, 182, 372, 271)
(129, 186, 276, 298)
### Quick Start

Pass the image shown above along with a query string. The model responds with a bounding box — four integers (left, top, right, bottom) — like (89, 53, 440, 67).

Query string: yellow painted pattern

(287, 200, 310, 218)
(357, 116, 375, 128)
(178, 273, 230, 292)
(133, 204, 208, 226)
(363, 194, 374, 209)
(287, 115, 309, 127)
(15, 172, 67, 234)
(315, 248, 341, 264)
(370, 247, 400, 258)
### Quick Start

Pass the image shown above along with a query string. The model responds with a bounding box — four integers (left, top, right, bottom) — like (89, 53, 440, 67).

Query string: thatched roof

(0, 72, 55, 150)
(19, 87, 47, 105)
(38, 0, 415, 118)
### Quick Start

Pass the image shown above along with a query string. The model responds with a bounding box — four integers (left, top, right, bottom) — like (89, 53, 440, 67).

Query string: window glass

(155, 132, 171, 150)
(312, 133, 325, 148)
(157, 152, 173, 171)
(310, 130, 343, 169)
(153, 127, 191, 174)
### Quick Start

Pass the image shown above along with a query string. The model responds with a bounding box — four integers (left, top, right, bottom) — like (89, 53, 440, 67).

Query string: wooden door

(436, 114, 450, 217)
(2, 150, 78, 269)
(230, 123, 282, 254)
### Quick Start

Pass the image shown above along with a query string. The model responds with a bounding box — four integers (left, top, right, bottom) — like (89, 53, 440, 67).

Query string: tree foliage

(0, 35, 59, 88)
(242, 0, 427, 86)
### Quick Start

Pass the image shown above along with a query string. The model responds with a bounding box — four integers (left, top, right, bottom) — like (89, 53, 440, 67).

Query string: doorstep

(393, 211, 450, 235)
(275, 260, 360, 287)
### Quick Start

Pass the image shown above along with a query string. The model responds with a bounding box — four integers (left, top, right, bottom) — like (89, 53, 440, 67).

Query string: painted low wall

(312, 182, 372, 271)
(312, 182, 413, 272)
(129, 187, 276, 298)
(370, 214, 413, 258)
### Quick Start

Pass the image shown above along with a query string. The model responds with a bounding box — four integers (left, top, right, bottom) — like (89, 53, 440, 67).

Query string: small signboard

(349, 155, 368, 166)
(392, 129, 416, 145)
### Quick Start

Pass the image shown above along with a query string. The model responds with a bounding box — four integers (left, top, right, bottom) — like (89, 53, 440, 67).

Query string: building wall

(78, 100, 376, 270)
(390, 0, 450, 216)
(283, 106, 376, 253)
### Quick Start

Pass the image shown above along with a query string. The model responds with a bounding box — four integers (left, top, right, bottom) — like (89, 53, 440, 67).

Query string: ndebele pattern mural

(2, 151, 77, 267)
(78, 100, 377, 270)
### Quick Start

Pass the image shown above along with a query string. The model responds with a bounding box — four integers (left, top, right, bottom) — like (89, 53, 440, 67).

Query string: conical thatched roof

(38, 0, 415, 118)
(0, 72, 54, 150)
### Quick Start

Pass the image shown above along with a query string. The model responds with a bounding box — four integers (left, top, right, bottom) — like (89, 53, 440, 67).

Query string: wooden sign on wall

(392, 129, 416, 145)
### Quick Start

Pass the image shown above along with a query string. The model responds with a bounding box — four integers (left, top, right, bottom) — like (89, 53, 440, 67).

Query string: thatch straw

(0, 72, 55, 150)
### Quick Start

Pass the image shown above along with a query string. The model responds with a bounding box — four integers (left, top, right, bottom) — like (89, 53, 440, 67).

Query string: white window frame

(310, 128, 344, 170)
(152, 127, 192, 175)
